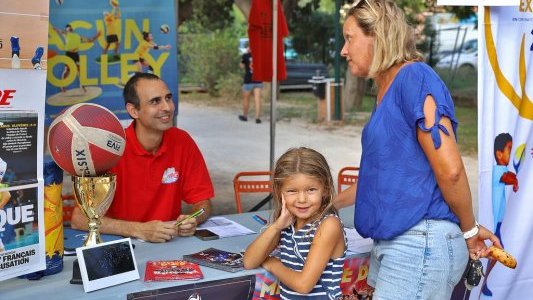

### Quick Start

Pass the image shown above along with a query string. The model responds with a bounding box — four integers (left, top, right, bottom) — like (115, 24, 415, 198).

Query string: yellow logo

(484, 7, 533, 120)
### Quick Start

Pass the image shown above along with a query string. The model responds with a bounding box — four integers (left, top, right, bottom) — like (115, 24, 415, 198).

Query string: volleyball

(110, 0, 119, 7)
(48, 103, 126, 176)
(160, 24, 170, 34)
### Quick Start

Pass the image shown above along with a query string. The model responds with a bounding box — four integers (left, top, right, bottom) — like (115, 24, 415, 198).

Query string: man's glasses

(351, 0, 378, 16)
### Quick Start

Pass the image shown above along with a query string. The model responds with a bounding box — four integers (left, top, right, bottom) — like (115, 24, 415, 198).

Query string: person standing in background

(238, 46, 263, 124)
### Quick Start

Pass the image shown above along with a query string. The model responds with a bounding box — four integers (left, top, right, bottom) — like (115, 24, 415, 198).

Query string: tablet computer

(76, 238, 139, 292)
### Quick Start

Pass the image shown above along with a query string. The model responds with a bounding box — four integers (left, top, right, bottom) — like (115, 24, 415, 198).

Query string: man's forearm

(190, 200, 211, 224)
(71, 207, 137, 238)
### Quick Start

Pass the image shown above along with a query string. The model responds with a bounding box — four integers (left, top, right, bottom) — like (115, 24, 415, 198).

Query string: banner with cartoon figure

(475, 6, 533, 299)
(46, 0, 178, 124)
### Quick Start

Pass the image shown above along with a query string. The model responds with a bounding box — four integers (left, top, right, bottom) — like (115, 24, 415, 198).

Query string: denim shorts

(243, 83, 263, 92)
(367, 219, 468, 300)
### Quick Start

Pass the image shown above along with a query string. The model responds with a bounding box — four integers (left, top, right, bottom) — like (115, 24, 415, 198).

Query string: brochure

(196, 217, 255, 238)
(183, 248, 244, 273)
(144, 260, 203, 281)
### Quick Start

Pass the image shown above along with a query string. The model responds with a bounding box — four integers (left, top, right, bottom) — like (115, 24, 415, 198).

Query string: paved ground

(178, 101, 479, 216)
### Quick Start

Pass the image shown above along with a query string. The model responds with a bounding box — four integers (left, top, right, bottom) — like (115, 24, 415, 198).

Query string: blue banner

(46, 0, 178, 124)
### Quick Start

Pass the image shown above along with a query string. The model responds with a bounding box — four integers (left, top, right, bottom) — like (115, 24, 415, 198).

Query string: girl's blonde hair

(271, 147, 337, 223)
(347, 0, 423, 77)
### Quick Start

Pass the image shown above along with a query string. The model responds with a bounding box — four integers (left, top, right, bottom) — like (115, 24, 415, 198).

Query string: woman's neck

(374, 62, 408, 106)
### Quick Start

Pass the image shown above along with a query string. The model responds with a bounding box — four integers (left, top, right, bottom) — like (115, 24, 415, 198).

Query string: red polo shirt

(106, 122, 214, 222)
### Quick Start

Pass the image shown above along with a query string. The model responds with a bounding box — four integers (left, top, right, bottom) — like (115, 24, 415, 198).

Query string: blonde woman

(335, 1, 501, 299)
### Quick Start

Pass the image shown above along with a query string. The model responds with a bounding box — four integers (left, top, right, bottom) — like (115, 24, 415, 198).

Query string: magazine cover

(0, 111, 38, 187)
(144, 260, 203, 282)
(0, 69, 46, 281)
(183, 248, 244, 273)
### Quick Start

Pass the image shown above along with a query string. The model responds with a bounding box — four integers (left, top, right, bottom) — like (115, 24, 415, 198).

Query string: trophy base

(70, 259, 83, 285)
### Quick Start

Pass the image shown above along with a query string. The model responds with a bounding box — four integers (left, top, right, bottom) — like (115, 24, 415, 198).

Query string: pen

(252, 214, 267, 225)
(175, 208, 205, 227)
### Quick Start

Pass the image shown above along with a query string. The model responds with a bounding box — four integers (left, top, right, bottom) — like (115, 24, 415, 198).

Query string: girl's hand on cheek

(273, 194, 294, 230)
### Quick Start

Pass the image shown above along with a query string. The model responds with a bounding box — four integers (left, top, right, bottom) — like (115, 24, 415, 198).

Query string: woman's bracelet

(463, 221, 480, 239)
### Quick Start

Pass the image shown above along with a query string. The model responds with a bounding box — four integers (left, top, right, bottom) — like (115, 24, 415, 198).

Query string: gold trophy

(73, 174, 116, 246)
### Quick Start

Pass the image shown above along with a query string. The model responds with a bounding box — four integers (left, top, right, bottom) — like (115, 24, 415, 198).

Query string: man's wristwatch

(463, 222, 480, 239)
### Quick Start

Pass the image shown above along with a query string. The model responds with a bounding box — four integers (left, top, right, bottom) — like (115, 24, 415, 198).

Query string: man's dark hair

(123, 72, 160, 108)
(494, 133, 512, 162)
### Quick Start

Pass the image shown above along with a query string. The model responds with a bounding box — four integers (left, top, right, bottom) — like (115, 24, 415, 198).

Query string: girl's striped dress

(278, 214, 346, 299)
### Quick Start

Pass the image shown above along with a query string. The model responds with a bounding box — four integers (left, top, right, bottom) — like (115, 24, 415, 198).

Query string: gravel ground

(178, 100, 479, 216)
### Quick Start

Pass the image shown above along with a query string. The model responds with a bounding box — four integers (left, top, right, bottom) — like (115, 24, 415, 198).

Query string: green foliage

(179, 0, 235, 31)
(179, 27, 240, 95)
(290, 10, 335, 64)
(216, 72, 243, 100)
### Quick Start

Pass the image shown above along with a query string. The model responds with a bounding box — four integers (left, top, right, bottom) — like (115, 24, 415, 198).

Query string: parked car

(435, 39, 477, 71)
(238, 38, 249, 55)
(238, 37, 328, 90)
(280, 62, 328, 90)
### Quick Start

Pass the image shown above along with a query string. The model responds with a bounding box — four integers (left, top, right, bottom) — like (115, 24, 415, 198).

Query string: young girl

(244, 147, 346, 299)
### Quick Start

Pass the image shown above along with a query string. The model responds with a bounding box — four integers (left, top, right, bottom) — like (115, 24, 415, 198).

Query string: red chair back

(233, 171, 272, 214)
(337, 166, 359, 193)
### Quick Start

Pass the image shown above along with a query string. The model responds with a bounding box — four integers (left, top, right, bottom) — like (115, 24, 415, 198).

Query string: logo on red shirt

(162, 167, 179, 184)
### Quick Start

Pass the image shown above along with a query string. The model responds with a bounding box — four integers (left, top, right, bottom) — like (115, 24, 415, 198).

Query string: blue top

(491, 165, 508, 225)
(355, 62, 459, 240)
(279, 214, 346, 299)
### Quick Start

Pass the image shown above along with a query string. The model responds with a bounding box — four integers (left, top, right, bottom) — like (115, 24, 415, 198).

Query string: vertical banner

(46, 0, 178, 124)
(476, 6, 533, 299)
(0, 70, 46, 281)
(248, 0, 288, 82)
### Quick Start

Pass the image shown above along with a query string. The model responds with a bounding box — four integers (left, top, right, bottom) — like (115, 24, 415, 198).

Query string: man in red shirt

(72, 73, 214, 243)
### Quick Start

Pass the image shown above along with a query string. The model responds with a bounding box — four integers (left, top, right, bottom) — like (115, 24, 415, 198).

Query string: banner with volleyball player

(45, 0, 178, 124)
(474, 6, 533, 299)
(0, 69, 47, 281)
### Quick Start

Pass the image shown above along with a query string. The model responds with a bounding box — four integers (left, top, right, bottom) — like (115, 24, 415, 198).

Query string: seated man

(71, 73, 214, 243)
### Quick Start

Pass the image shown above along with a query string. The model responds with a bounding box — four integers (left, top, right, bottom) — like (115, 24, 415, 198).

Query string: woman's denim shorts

(243, 83, 263, 92)
(368, 219, 468, 300)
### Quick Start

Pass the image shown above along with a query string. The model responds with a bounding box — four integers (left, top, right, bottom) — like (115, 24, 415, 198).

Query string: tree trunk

(177, 1, 193, 26)
(343, 73, 366, 111)
(234, 0, 251, 19)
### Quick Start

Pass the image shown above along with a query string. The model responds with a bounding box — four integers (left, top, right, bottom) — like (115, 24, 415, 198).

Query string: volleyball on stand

(48, 103, 126, 176)
(110, 0, 119, 7)
(160, 24, 170, 34)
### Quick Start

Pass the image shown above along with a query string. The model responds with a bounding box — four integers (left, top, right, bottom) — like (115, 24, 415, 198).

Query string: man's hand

(175, 214, 198, 236)
(134, 220, 179, 243)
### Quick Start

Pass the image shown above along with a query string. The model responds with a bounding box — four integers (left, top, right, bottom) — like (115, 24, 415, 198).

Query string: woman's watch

(463, 221, 480, 239)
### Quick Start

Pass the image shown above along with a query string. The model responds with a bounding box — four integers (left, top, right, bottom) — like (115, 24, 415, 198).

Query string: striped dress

(278, 214, 346, 299)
